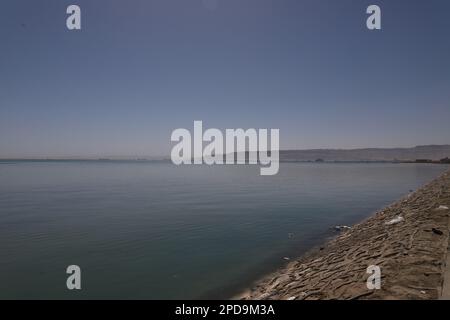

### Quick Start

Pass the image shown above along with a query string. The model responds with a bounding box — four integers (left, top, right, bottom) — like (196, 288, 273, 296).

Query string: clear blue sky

(1, 0, 450, 158)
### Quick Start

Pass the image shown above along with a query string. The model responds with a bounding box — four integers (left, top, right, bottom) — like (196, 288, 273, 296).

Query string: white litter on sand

(437, 205, 449, 210)
(287, 296, 296, 300)
(385, 216, 404, 225)
(334, 225, 351, 231)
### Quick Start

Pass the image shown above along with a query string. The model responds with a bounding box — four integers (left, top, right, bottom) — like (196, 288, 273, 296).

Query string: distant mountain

(279, 145, 450, 162)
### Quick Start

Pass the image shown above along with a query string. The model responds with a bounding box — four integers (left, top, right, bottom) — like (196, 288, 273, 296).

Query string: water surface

(0, 161, 447, 299)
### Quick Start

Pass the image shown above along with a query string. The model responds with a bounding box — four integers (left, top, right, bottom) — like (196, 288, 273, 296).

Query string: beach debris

(432, 228, 443, 235)
(334, 225, 351, 232)
(385, 216, 404, 225)
(283, 257, 290, 261)
(420, 290, 426, 294)
(437, 205, 449, 210)
(287, 296, 296, 300)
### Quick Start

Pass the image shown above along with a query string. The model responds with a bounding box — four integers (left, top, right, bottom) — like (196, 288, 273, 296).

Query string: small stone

(432, 228, 443, 235)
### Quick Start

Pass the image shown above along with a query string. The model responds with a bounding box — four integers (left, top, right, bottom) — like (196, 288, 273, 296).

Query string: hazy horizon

(2, 0, 450, 158)
(1, 144, 449, 160)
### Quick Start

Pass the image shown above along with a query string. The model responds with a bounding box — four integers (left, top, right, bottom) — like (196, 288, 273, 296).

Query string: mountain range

(278, 145, 450, 162)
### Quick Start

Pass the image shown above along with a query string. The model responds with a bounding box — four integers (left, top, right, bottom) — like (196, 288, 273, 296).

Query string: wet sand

(241, 169, 450, 300)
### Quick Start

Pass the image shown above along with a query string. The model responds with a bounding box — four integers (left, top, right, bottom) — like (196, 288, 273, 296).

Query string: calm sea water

(0, 161, 447, 299)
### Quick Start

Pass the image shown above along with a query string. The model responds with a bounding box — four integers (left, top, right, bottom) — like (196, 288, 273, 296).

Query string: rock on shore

(242, 170, 450, 300)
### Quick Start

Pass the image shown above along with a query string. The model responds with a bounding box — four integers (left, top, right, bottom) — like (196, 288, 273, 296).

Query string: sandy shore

(241, 169, 450, 300)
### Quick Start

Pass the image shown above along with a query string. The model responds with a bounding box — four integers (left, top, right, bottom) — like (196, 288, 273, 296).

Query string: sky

(1, 0, 450, 158)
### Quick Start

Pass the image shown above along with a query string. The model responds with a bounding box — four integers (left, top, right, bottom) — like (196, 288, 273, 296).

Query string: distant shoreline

(239, 169, 450, 300)
(1, 144, 449, 163)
